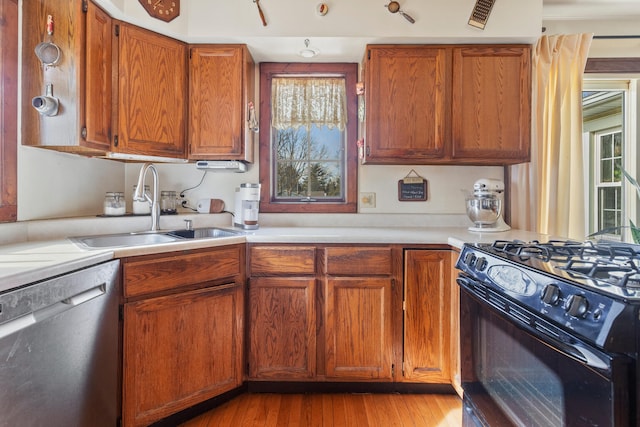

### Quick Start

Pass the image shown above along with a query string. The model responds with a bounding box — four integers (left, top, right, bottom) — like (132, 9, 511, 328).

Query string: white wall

(16, 0, 520, 222)
(17, 147, 124, 220)
(122, 160, 504, 218)
(94, 0, 542, 62)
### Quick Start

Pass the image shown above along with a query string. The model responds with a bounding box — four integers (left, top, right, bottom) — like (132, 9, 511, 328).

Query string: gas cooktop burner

(480, 239, 640, 294)
(491, 239, 640, 262)
(609, 270, 640, 288)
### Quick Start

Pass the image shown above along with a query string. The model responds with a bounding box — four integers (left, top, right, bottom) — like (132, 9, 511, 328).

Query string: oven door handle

(543, 334, 610, 371)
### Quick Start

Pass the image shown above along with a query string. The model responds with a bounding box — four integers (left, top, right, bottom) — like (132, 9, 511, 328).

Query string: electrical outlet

(360, 192, 376, 208)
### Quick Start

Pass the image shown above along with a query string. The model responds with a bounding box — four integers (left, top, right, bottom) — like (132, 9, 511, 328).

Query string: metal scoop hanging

(385, 1, 415, 24)
(34, 15, 61, 68)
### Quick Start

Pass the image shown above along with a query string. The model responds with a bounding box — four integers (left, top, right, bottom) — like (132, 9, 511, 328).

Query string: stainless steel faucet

(133, 163, 160, 231)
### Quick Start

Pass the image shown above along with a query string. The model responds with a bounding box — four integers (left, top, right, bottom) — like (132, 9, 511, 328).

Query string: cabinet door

(403, 250, 451, 383)
(116, 24, 187, 158)
(84, 1, 112, 150)
(364, 46, 449, 164)
(189, 45, 254, 161)
(325, 277, 393, 380)
(451, 45, 531, 164)
(123, 283, 243, 427)
(249, 277, 316, 379)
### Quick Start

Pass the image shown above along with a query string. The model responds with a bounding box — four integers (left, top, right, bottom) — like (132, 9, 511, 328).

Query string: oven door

(458, 275, 633, 427)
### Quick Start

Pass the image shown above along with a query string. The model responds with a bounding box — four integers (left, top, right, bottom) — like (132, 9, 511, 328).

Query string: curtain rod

(541, 28, 640, 39)
(593, 35, 640, 40)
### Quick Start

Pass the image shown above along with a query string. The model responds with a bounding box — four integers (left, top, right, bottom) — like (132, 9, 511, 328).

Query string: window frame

(583, 79, 636, 241)
(594, 128, 623, 238)
(258, 63, 358, 213)
(0, 0, 18, 223)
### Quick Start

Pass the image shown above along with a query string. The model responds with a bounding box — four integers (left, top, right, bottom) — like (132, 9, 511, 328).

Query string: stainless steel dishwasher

(0, 260, 120, 427)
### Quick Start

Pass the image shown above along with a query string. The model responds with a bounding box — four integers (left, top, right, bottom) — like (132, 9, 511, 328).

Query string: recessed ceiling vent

(468, 0, 496, 30)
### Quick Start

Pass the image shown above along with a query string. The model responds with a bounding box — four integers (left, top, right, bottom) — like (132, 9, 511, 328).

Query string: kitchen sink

(69, 227, 243, 249)
(166, 228, 242, 239)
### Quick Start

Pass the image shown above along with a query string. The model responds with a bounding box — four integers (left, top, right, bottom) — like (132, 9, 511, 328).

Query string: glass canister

(132, 185, 151, 215)
(160, 191, 177, 214)
(104, 192, 126, 216)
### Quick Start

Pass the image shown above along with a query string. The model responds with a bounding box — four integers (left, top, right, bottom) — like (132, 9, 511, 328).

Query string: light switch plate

(360, 192, 376, 208)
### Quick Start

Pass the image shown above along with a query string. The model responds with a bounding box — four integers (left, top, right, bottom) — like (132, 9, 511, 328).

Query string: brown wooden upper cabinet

(364, 46, 450, 163)
(188, 45, 255, 162)
(451, 46, 531, 163)
(22, 0, 113, 155)
(114, 23, 188, 158)
(362, 44, 531, 165)
(23, 3, 255, 162)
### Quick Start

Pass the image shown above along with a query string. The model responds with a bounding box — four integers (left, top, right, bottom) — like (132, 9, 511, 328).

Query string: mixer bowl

(466, 196, 502, 226)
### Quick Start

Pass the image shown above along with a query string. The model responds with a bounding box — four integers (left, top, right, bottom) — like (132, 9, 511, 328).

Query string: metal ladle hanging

(385, 1, 415, 24)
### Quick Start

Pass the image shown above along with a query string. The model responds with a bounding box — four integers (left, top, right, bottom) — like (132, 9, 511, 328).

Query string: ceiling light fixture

(299, 39, 319, 58)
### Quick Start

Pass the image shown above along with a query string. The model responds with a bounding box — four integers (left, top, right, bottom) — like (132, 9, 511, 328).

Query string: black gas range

(456, 239, 640, 427)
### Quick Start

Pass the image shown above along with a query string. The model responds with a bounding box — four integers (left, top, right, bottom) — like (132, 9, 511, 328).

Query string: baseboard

(247, 381, 456, 394)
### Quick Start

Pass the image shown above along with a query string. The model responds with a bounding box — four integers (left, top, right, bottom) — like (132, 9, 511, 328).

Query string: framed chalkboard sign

(398, 170, 428, 201)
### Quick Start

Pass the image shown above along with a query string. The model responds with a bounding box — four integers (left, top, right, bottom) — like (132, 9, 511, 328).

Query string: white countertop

(0, 240, 113, 292)
(0, 226, 548, 293)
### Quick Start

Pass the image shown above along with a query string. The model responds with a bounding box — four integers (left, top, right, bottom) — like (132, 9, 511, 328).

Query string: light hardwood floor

(180, 393, 462, 427)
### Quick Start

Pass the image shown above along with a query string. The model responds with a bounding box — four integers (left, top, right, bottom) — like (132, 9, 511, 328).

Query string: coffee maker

(234, 183, 260, 230)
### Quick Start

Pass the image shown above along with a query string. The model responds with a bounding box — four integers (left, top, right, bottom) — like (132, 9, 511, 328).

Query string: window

(259, 63, 358, 213)
(595, 129, 623, 236)
(0, 0, 18, 223)
(583, 81, 636, 241)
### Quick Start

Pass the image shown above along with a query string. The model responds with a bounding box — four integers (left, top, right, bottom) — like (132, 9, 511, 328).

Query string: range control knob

(475, 257, 487, 271)
(566, 295, 589, 318)
(464, 252, 476, 266)
(541, 284, 561, 305)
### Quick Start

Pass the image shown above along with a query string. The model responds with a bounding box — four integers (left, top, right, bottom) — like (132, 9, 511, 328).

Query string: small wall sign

(398, 169, 428, 201)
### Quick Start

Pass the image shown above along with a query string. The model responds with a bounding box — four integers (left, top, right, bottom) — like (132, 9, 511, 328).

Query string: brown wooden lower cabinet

(248, 276, 317, 379)
(325, 276, 393, 380)
(248, 244, 397, 382)
(402, 249, 452, 384)
(120, 243, 459, 425)
(121, 245, 245, 427)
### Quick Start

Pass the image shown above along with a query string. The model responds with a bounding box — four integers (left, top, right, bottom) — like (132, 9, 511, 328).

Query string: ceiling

(95, 0, 640, 63)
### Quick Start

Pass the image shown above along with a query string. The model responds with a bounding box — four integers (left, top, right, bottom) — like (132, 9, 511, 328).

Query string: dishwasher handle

(0, 284, 106, 340)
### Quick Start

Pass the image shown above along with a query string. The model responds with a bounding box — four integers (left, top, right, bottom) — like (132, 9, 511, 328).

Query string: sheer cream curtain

(271, 77, 347, 130)
(510, 34, 593, 240)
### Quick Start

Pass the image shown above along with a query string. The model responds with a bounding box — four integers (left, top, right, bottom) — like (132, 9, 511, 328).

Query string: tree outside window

(274, 125, 343, 200)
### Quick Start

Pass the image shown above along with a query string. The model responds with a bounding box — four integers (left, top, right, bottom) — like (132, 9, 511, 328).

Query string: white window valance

(271, 77, 347, 131)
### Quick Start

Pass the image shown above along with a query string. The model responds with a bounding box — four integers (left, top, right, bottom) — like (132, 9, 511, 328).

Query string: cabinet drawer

(249, 246, 316, 275)
(123, 246, 242, 298)
(323, 246, 393, 275)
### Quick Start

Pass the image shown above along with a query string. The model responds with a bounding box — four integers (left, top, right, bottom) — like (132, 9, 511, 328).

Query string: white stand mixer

(466, 178, 511, 232)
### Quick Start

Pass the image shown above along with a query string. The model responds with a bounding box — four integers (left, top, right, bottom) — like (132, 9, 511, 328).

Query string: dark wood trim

(0, 0, 18, 223)
(585, 57, 640, 74)
(247, 381, 456, 394)
(258, 62, 358, 213)
(149, 385, 247, 427)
